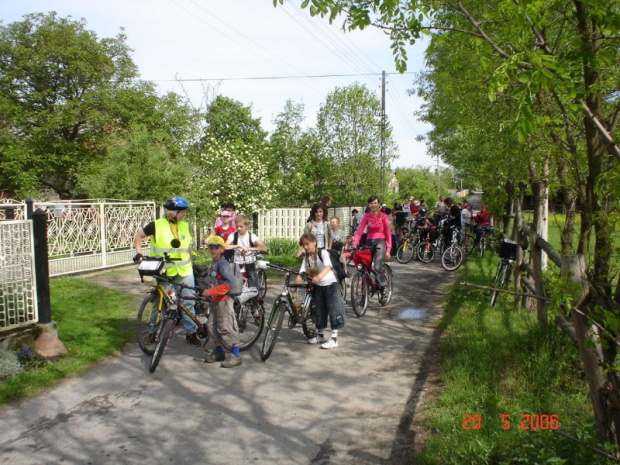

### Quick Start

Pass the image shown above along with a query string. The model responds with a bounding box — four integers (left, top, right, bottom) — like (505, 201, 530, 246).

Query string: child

(329, 216, 348, 279)
(225, 214, 268, 289)
(296, 232, 346, 349)
(202, 236, 242, 368)
(210, 209, 236, 244)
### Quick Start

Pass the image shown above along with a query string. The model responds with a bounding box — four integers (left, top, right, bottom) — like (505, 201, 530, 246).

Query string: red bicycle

(349, 246, 393, 317)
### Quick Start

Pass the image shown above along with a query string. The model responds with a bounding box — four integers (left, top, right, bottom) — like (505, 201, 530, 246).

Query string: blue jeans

(166, 273, 198, 335)
(368, 238, 388, 287)
(315, 282, 346, 331)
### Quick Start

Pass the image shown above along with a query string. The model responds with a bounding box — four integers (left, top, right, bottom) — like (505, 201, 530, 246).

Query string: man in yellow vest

(133, 196, 200, 347)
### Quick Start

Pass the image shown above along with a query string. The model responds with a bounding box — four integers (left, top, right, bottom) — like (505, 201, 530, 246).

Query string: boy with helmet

(133, 196, 201, 347)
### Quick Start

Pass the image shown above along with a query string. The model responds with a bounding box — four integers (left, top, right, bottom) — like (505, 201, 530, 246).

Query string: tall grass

(418, 255, 610, 464)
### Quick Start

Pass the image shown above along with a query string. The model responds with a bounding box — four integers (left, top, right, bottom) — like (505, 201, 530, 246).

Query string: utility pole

(380, 70, 386, 200)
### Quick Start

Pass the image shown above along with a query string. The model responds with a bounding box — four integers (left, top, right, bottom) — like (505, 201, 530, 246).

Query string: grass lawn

(417, 253, 612, 464)
(0, 277, 137, 405)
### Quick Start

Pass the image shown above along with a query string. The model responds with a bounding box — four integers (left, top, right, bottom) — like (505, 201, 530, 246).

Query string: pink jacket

(353, 212, 392, 251)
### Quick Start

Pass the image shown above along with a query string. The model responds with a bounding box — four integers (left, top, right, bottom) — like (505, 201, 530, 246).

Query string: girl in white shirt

(296, 232, 346, 349)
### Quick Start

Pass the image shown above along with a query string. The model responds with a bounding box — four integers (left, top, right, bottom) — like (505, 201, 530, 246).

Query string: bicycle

(349, 246, 393, 317)
(489, 239, 519, 306)
(476, 226, 495, 258)
(460, 224, 476, 255)
(396, 224, 420, 264)
(136, 257, 210, 373)
(260, 262, 317, 361)
(441, 226, 464, 271)
(416, 226, 440, 263)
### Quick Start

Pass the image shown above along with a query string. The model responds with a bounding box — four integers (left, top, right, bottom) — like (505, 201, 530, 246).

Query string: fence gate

(0, 220, 38, 330)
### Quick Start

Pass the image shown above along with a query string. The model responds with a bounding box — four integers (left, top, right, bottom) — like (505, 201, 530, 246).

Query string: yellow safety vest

(150, 217, 193, 277)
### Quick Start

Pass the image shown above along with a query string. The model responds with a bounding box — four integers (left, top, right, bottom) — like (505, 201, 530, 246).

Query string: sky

(1, 0, 437, 169)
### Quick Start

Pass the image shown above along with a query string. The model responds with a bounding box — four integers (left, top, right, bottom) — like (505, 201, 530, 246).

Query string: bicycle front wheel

(260, 301, 286, 361)
(149, 317, 174, 373)
(417, 241, 435, 263)
(350, 271, 369, 317)
(137, 293, 165, 356)
(462, 233, 475, 255)
(396, 240, 415, 263)
(257, 268, 267, 299)
(442, 245, 464, 271)
(379, 264, 393, 306)
(490, 262, 508, 307)
(236, 299, 265, 351)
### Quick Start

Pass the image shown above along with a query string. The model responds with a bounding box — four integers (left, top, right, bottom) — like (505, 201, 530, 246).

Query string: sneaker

(220, 353, 242, 368)
(307, 335, 327, 344)
(203, 351, 226, 363)
(186, 333, 201, 347)
(321, 338, 339, 349)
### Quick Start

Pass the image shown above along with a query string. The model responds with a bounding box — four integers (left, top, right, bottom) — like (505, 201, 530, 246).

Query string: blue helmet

(163, 196, 189, 211)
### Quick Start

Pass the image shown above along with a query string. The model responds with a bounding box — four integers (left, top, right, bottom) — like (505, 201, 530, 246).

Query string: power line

(141, 71, 413, 83)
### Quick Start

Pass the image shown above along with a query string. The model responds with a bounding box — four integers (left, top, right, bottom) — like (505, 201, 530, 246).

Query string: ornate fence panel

(0, 220, 38, 331)
(35, 200, 155, 276)
(0, 199, 26, 221)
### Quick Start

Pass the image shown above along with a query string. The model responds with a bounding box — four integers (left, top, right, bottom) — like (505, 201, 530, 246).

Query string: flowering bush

(0, 349, 23, 380)
(190, 138, 278, 219)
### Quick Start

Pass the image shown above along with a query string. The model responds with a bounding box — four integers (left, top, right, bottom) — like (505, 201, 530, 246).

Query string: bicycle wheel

(416, 241, 435, 263)
(257, 268, 267, 299)
(490, 262, 508, 307)
(137, 293, 165, 356)
(462, 233, 475, 255)
(149, 317, 174, 373)
(235, 299, 265, 351)
(350, 271, 369, 317)
(260, 301, 286, 361)
(301, 298, 317, 339)
(396, 240, 415, 263)
(441, 245, 464, 271)
(379, 264, 393, 305)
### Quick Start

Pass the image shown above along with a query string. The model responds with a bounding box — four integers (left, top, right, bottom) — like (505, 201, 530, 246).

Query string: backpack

(224, 231, 256, 262)
(227, 262, 244, 297)
(328, 249, 347, 281)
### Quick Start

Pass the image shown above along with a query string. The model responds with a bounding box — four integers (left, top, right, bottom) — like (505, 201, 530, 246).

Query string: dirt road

(0, 260, 452, 465)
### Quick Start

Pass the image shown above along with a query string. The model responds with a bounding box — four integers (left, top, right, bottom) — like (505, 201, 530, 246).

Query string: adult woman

(352, 196, 392, 298)
(295, 203, 332, 258)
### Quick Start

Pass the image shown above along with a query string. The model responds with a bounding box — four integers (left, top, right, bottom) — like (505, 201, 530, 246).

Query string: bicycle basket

(353, 249, 372, 267)
(137, 259, 164, 277)
(498, 239, 518, 260)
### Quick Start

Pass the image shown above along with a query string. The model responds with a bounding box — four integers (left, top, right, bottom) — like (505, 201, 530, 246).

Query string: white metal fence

(0, 220, 38, 330)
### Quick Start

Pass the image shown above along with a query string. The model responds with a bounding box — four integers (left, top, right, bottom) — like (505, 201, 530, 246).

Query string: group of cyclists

(132, 193, 491, 368)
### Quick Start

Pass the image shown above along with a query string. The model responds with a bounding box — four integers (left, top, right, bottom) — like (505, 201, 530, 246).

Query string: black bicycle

(260, 262, 317, 361)
(489, 239, 519, 306)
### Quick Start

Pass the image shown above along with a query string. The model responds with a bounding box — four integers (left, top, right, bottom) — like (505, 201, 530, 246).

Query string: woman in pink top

(352, 196, 392, 296)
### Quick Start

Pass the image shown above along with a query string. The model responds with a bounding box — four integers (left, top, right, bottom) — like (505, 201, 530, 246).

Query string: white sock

(331, 330, 338, 341)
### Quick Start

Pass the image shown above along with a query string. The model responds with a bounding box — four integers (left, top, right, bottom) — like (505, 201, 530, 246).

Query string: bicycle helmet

(163, 196, 189, 211)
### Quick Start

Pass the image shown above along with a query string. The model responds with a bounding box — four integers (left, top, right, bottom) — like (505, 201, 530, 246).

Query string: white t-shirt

(299, 250, 337, 286)
(461, 208, 472, 225)
(226, 231, 260, 265)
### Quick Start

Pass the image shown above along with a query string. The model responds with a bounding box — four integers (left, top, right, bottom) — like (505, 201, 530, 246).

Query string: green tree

(315, 83, 397, 205)
(267, 100, 322, 206)
(202, 95, 267, 147)
(274, 0, 620, 450)
(78, 125, 189, 202)
(0, 12, 138, 197)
